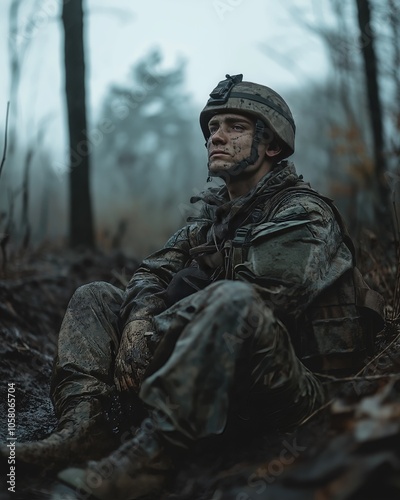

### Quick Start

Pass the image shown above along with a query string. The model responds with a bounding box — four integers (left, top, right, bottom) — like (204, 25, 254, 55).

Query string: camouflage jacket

(120, 162, 384, 373)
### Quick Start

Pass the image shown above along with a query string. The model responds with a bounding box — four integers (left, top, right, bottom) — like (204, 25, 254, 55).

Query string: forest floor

(1, 246, 400, 500)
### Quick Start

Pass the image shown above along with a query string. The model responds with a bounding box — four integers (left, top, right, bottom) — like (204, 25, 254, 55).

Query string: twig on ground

(300, 331, 400, 426)
(355, 331, 400, 377)
(316, 373, 400, 383)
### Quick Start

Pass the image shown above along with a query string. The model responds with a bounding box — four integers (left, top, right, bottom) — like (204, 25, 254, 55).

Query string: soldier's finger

(119, 375, 129, 392)
(124, 374, 135, 392)
(124, 374, 136, 389)
(114, 377, 122, 392)
(125, 376, 135, 389)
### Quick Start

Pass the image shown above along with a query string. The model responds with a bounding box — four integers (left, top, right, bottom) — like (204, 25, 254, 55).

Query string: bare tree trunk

(20, 147, 32, 251)
(62, 0, 94, 248)
(355, 0, 389, 221)
(8, 0, 22, 157)
(387, 0, 400, 153)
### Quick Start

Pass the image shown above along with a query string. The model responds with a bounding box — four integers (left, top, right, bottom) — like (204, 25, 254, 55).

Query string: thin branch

(300, 331, 400, 427)
(0, 101, 10, 180)
(355, 331, 400, 377)
(316, 373, 400, 383)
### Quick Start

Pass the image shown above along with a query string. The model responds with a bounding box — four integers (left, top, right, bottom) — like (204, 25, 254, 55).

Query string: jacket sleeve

(234, 194, 354, 318)
(119, 225, 194, 326)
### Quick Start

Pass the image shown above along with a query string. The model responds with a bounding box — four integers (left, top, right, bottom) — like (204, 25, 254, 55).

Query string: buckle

(232, 227, 251, 246)
(207, 74, 243, 105)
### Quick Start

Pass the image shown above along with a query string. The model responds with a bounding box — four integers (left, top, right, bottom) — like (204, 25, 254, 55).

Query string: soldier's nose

(211, 128, 228, 145)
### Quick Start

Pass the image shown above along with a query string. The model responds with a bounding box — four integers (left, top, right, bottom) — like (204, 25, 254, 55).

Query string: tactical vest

(228, 184, 385, 374)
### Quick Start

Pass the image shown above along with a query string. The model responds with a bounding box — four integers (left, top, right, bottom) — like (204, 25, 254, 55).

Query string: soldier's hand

(114, 320, 154, 393)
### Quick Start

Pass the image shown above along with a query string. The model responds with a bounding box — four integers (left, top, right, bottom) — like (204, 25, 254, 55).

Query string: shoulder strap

(265, 184, 385, 327)
(265, 183, 357, 263)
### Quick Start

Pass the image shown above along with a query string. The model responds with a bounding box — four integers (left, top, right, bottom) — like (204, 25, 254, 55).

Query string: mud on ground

(1, 249, 400, 500)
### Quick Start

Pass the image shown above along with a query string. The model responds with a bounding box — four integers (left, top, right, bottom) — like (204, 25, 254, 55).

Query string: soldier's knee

(207, 280, 254, 301)
(205, 280, 262, 319)
(71, 281, 122, 306)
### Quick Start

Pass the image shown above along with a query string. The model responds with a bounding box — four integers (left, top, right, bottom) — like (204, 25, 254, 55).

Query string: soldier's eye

(209, 126, 218, 134)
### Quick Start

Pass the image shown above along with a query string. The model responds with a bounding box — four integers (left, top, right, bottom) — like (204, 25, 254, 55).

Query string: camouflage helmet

(200, 74, 295, 157)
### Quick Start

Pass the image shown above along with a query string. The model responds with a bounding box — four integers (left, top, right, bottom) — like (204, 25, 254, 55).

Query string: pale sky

(0, 0, 333, 165)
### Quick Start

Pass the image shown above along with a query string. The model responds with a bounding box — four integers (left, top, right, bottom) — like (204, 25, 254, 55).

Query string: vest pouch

(301, 269, 368, 374)
(352, 267, 385, 355)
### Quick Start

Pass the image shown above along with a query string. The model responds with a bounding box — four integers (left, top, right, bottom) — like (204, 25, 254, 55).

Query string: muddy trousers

(51, 280, 325, 444)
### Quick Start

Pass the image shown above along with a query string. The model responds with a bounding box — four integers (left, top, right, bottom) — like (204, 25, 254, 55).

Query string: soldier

(2, 74, 384, 499)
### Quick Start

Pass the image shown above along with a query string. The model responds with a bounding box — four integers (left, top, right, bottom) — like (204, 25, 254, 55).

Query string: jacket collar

(191, 161, 299, 219)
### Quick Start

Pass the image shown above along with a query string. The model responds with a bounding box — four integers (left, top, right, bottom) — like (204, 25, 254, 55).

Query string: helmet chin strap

(207, 119, 265, 181)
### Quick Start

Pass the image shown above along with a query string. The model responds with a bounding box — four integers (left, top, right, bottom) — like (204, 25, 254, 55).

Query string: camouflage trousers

(51, 280, 325, 443)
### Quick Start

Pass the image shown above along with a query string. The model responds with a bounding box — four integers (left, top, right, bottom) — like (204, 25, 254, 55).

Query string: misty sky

(0, 0, 334, 166)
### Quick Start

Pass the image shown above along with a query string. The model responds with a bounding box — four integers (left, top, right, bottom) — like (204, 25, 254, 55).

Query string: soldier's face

(207, 113, 269, 175)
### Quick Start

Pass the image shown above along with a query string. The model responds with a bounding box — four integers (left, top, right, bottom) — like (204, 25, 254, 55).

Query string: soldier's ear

(265, 143, 282, 159)
(263, 128, 281, 158)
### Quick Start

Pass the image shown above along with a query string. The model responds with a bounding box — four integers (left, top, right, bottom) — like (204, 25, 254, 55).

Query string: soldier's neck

(226, 163, 272, 200)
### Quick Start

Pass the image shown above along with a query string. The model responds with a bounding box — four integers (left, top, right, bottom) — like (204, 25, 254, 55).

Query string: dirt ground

(1, 248, 400, 500)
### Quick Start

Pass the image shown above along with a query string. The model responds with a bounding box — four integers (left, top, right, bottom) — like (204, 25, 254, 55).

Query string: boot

(0, 398, 118, 469)
(58, 416, 174, 500)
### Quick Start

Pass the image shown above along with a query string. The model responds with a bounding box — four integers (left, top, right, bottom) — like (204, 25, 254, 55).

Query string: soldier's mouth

(209, 151, 230, 158)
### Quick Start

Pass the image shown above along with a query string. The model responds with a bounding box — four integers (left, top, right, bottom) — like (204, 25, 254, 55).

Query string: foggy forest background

(0, 0, 399, 263)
